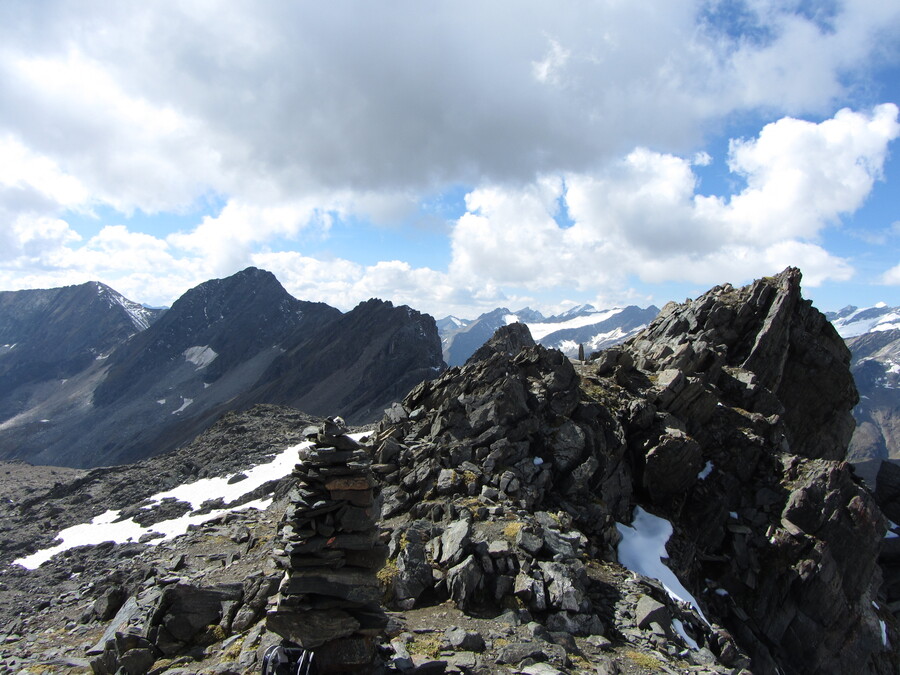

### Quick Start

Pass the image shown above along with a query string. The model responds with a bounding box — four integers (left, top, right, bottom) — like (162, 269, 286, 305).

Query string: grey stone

(447, 555, 483, 610)
(444, 626, 485, 652)
(439, 520, 471, 567)
(635, 595, 670, 631)
(496, 641, 546, 665)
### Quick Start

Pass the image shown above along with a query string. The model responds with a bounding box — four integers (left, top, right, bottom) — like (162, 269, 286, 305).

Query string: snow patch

(11, 439, 323, 569)
(171, 397, 193, 414)
(697, 461, 713, 480)
(616, 506, 709, 624)
(874, 602, 890, 648)
(528, 308, 622, 340)
(503, 314, 519, 325)
(183, 345, 218, 369)
(672, 618, 699, 650)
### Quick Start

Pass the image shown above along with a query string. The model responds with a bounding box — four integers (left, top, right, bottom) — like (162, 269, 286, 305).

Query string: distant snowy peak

(92, 281, 163, 331)
(552, 303, 597, 320)
(528, 307, 625, 341)
(436, 315, 472, 334)
(533, 305, 660, 358)
(439, 303, 659, 365)
(828, 303, 900, 338)
(507, 307, 546, 324)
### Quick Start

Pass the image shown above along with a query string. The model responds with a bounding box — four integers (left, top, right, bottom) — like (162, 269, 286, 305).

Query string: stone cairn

(267, 418, 389, 673)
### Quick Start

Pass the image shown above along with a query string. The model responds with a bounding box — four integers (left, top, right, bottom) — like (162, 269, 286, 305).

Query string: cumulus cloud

(1, 0, 897, 207)
(450, 105, 898, 292)
(882, 262, 900, 285)
(1, 2, 899, 315)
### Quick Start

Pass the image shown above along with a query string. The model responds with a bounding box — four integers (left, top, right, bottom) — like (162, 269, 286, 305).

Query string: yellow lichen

(503, 521, 524, 539)
(625, 649, 664, 670)
(410, 634, 442, 660)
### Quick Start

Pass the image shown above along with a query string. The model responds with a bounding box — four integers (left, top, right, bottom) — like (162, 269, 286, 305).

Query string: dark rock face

(93, 267, 339, 406)
(847, 328, 900, 464)
(248, 298, 445, 425)
(625, 268, 857, 461)
(0, 269, 444, 467)
(371, 268, 897, 674)
(0, 281, 162, 419)
(466, 322, 536, 366)
(443, 307, 521, 368)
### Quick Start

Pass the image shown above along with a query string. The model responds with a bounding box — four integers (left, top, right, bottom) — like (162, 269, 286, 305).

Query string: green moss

(625, 649, 664, 669)
(503, 521, 524, 539)
(410, 634, 442, 659)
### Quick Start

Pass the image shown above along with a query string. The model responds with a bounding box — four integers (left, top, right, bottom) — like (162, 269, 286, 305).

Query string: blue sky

(1, 1, 898, 319)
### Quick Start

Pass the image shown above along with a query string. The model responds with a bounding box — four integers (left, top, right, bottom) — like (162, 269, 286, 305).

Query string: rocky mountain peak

(368, 268, 895, 674)
(624, 267, 857, 461)
(465, 321, 536, 366)
(93, 268, 340, 407)
(0, 281, 162, 422)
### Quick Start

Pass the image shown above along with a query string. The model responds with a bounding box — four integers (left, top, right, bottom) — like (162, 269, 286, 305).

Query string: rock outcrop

(369, 268, 897, 674)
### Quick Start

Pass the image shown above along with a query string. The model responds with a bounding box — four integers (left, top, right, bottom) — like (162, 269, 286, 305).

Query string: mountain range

(0, 267, 443, 468)
(439, 304, 659, 367)
(1, 270, 897, 475)
(2, 268, 898, 674)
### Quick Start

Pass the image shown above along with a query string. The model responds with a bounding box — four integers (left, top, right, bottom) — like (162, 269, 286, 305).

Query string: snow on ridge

(503, 314, 519, 325)
(12, 439, 318, 569)
(528, 308, 623, 340)
(96, 282, 155, 331)
(183, 345, 218, 369)
(616, 506, 709, 626)
(833, 308, 900, 338)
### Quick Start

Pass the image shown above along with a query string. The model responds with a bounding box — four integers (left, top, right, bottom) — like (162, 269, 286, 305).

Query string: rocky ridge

(0, 281, 163, 423)
(1, 269, 897, 675)
(370, 268, 896, 674)
(0, 269, 444, 468)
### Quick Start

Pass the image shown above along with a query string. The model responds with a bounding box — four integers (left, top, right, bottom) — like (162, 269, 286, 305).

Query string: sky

(1, 1, 899, 319)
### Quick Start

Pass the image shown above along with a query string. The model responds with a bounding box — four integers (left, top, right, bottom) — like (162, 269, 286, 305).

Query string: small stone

(444, 627, 485, 652)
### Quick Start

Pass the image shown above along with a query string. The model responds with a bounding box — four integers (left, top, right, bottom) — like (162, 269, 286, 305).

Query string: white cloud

(724, 104, 900, 241)
(0, 3, 899, 316)
(692, 151, 712, 167)
(882, 262, 900, 285)
(532, 38, 570, 85)
(450, 105, 898, 293)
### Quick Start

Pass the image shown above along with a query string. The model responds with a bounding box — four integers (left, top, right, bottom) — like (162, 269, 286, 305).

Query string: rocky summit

(0, 268, 897, 675)
(372, 268, 894, 674)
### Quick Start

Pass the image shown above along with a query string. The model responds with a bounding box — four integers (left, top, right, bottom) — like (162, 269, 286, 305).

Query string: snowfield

(14, 440, 303, 569)
(14, 432, 368, 569)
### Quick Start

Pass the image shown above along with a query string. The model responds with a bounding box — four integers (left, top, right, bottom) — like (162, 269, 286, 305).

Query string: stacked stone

(267, 418, 388, 673)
